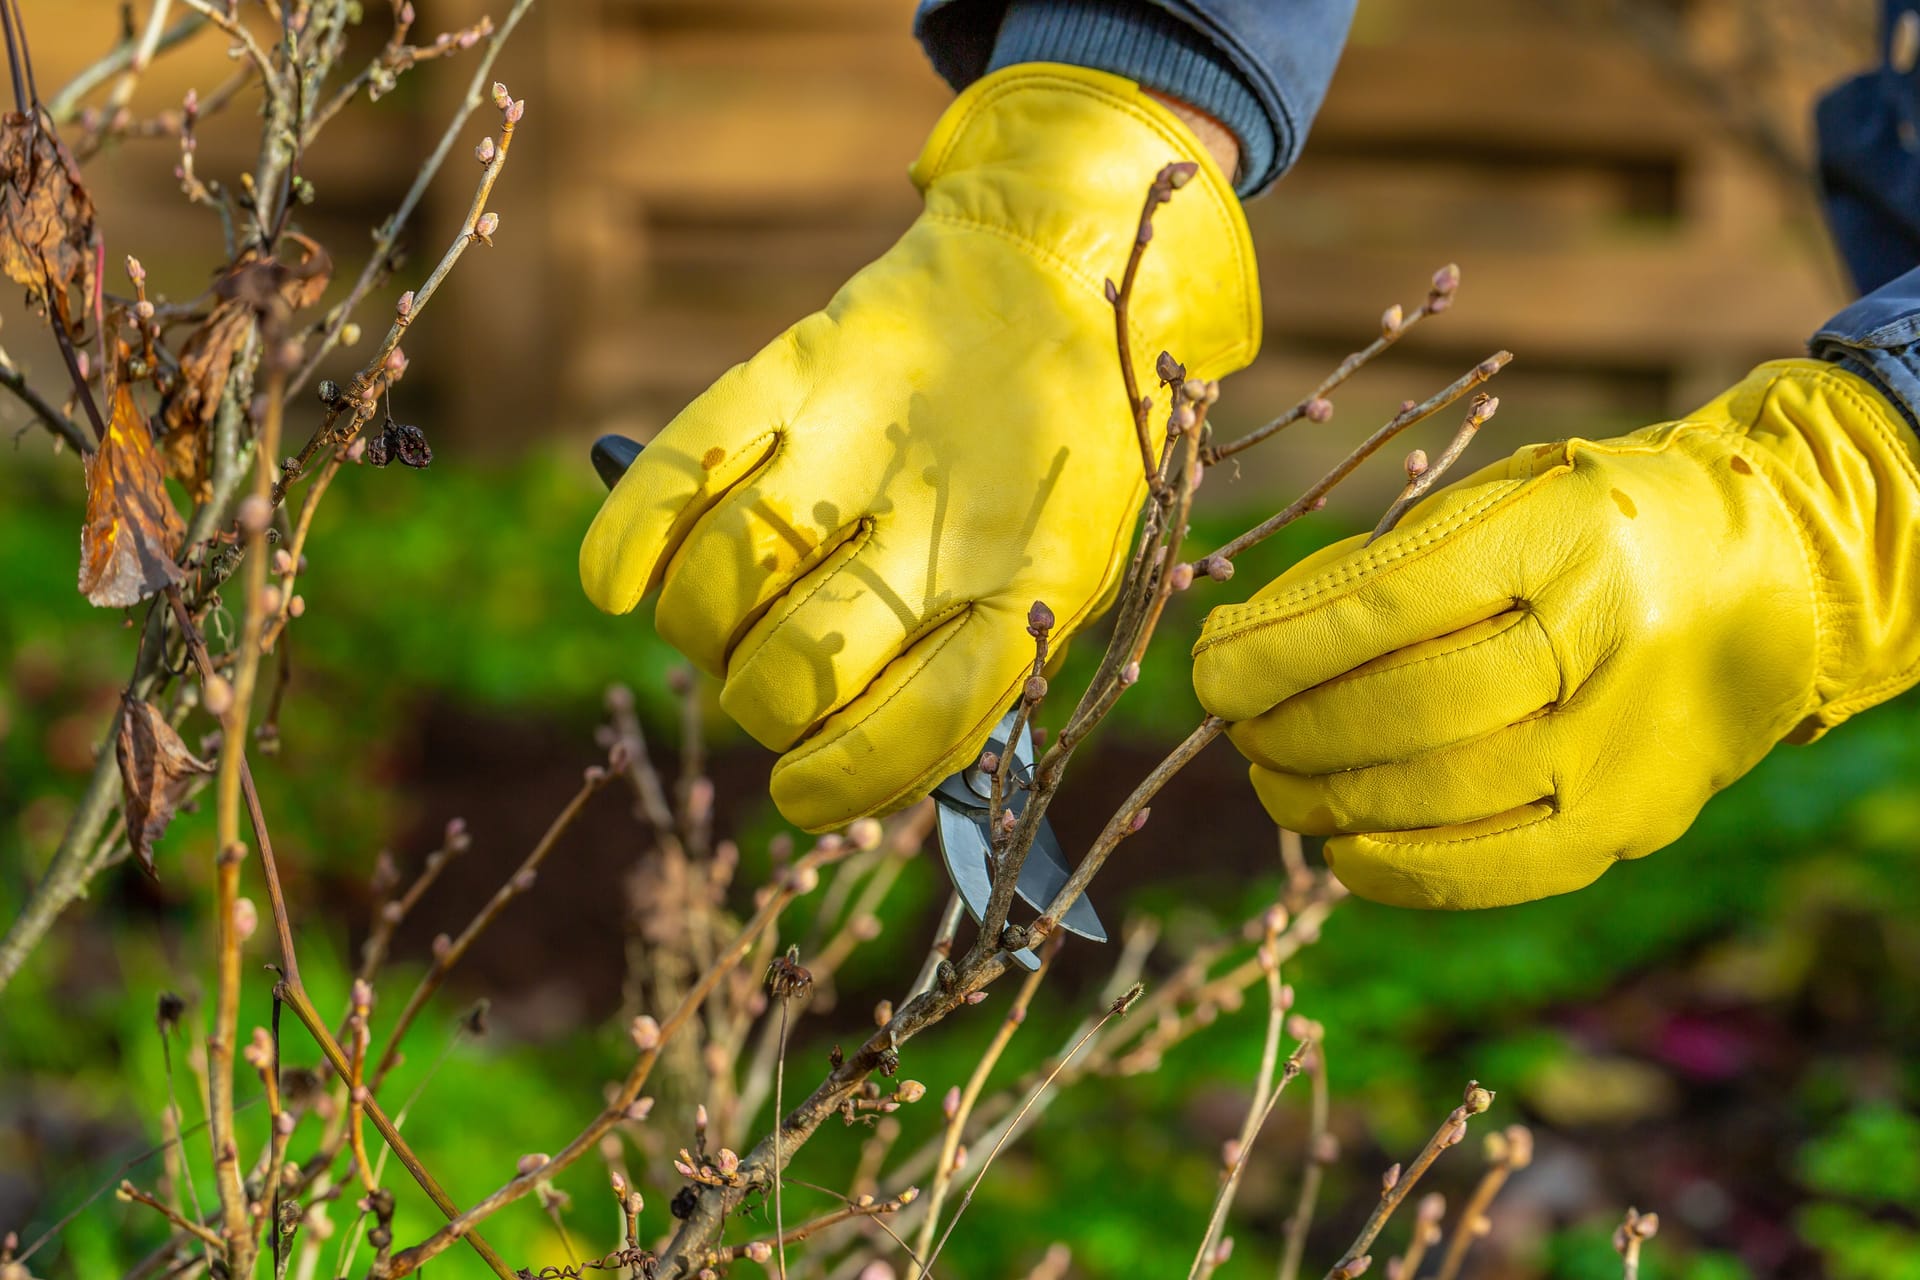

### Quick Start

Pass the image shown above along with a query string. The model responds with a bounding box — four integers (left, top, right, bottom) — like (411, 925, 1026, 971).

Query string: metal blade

(935, 801, 1039, 971)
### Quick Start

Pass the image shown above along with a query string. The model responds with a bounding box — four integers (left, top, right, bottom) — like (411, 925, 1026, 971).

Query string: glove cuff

(1687, 360, 1920, 737)
(909, 62, 1262, 383)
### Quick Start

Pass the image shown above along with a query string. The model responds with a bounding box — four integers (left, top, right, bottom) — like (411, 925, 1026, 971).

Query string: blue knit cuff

(987, 0, 1273, 197)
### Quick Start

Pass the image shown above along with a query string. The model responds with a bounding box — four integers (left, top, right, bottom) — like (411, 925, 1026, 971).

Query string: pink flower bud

(125, 255, 146, 283)
(1380, 303, 1403, 336)
(1404, 449, 1429, 479)
(233, 897, 258, 942)
(475, 212, 499, 240)
(135, 299, 154, 320)
(396, 290, 414, 318)
(1169, 562, 1194, 591)
(491, 81, 512, 110)
(630, 1015, 660, 1051)
(1304, 397, 1334, 424)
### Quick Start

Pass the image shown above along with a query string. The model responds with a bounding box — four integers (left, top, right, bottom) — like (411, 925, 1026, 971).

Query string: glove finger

(579, 324, 810, 616)
(653, 477, 870, 678)
(1193, 456, 1563, 723)
(767, 602, 1032, 832)
(1322, 802, 1616, 910)
(1249, 715, 1555, 836)
(1231, 607, 1557, 775)
(720, 528, 959, 752)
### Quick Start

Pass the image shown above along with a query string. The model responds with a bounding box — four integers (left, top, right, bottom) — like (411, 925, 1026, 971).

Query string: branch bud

(1304, 397, 1334, 424)
(1380, 303, 1403, 336)
(475, 136, 496, 165)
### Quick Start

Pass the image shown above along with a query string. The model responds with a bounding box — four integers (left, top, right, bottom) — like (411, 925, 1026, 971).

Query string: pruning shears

(592, 435, 1106, 972)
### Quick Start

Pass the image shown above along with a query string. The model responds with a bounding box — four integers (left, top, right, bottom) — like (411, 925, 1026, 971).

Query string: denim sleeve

(1812, 264, 1920, 433)
(1816, 0, 1920, 295)
(913, 0, 1356, 196)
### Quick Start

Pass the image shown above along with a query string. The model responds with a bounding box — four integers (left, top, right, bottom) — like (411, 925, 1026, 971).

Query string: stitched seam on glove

(721, 517, 877, 684)
(777, 602, 979, 771)
(1315, 608, 1538, 687)
(1191, 477, 1537, 653)
(774, 567, 1123, 828)
(608, 427, 785, 617)
(1356, 803, 1558, 849)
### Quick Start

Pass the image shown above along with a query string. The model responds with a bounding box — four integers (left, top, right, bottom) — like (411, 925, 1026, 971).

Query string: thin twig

(910, 938, 1057, 1278)
(1208, 353, 1511, 565)
(1276, 1039, 1330, 1280)
(370, 762, 613, 1088)
(921, 985, 1144, 1277)
(1324, 1084, 1496, 1280)
(383, 840, 852, 1278)
(118, 1181, 226, 1251)
(1191, 960, 1309, 1280)
(1205, 265, 1461, 464)
(1368, 392, 1500, 544)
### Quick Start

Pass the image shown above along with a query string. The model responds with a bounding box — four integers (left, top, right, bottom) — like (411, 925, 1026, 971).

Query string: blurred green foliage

(3, 449, 1918, 1277)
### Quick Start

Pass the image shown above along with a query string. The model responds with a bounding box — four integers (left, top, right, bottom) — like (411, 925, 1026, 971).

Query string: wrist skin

(1145, 87, 1242, 181)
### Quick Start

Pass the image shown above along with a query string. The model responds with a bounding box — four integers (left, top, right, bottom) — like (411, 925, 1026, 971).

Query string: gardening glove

(581, 63, 1260, 832)
(1193, 359, 1920, 909)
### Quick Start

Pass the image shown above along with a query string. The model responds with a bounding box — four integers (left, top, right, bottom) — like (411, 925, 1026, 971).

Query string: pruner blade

(931, 706, 1106, 971)
(587, 436, 1105, 969)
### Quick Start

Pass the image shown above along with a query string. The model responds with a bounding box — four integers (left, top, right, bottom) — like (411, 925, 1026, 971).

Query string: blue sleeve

(913, 0, 1356, 197)
(1813, 265, 1920, 433)
(1816, 0, 1920, 295)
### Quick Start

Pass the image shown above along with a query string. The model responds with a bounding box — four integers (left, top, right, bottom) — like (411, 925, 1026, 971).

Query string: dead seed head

(767, 945, 813, 1000)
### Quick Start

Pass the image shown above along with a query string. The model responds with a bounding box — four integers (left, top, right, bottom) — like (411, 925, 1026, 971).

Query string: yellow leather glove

(582, 64, 1260, 831)
(1193, 359, 1920, 909)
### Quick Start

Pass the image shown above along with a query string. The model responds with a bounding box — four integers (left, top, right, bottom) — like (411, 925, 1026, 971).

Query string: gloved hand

(1193, 360, 1920, 909)
(582, 63, 1260, 832)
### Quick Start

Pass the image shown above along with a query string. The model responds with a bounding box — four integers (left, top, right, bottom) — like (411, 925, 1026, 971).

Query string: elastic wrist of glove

(987, 0, 1272, 196)
(1673, 360, 1920, 735)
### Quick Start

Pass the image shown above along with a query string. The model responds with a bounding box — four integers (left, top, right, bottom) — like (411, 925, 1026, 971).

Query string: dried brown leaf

(80, 380, 185, 607)
(116, 698, 213, 877)
(217, 230, 332, 316)
(0, 111, 95, 336)
(161, 299, 250, 500)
